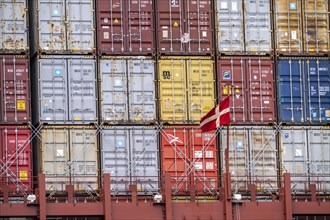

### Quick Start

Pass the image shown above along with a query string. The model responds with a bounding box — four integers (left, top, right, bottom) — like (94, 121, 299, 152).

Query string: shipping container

(215, 0, 272, 55)
(0, 126, 32, 194)
(160, 127, 218, 195)
(158, 57, 215, 124)
(97, 0, 154, 55)
(280, 127, 330, 191)
(220, 126, 278, 191)
(156, 0, 214, 55)
(218, 58, 276, 124)
(101, 126, 159, 194)
(0, 0, 29, 53)
(100, 57, 156, 123)
(33, 0, 95, 54)
(0, 56, 30, 124)
(274, 0, 329, 55)
(39, 126, 99, 191)
(32, 56, 98, 124)
(277, 58, 330, 124)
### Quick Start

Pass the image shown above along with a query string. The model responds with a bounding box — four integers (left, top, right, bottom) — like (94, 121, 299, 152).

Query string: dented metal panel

(0, 56, 30, 124)
(101, 127, 159, 194)
(0, 0, 29, 53)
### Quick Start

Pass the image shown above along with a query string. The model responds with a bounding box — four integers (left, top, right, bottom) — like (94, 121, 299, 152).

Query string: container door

(38, 0, 66, 52)
(245, 0, 272, 53)
(101, 128, 130, 194)
(39, 58, 68, 122)
(70, 129, 98, 191)
(277, 59, 306, 123)
(158, 59, 187, 123)
(187, 59, 215, 123)
(42, 129, 70, 191)
(100, 59, 128, 123)
(128, 58, 156, 123)
(305, 59, 330, 124)
(68, 58, 97, 123)
(216, 0, 244, 53)
(127, 0, 154, 54)
(130, 128, 159, 194)
(66, 0, 95, 52)
(1, 57, 30, 123)
(0, 0, 28, 52)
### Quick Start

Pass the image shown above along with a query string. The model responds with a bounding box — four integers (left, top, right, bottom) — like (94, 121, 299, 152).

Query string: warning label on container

(114, 18, 119, 23)
(19, 171, 28, 181)
(222, 70, 231, 79)
(194, 162, 203, 170)
(17, 100, 26, 110)
(173, 22, 179, 27)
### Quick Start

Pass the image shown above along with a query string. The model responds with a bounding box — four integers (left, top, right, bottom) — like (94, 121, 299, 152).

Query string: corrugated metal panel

(277, 58, 330, 124)
(100, 57, 156, 123)
(0, 126, 32, 193)
(157, 0, 214, 55)
(0, 0, 29, 53)
(38, 56, 97, 124)
(97, 0, 154, 54)
(101, 126, 159, 194)
(220, 126, 278, 191)
(161, 127, 218, 194)
(218, 58, 275, 124)
(0, 56, 30, 124)
(159, 58, 215, 124)
(37, 0, 95, 54)
(40, 127, 98, 191)
(280, 127, 330, 191)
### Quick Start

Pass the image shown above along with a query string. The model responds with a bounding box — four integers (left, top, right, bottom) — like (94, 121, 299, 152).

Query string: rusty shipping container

(0, 56, 30, 124)
(274, 0, 330, 55)
(160, 126, 218, 195)
(38, 126, 99, 191)
(0, 126, 32, 194)
(218, 58, 276, 124)
(215, 0, 272, 55)
(0, 0, 29, 53)
(156, 0, 214, 55)
(97, 0, 155, 55)
(280, 126, 330, 191)
(30, 0, 95, 54)
(220, 126, 278, 191)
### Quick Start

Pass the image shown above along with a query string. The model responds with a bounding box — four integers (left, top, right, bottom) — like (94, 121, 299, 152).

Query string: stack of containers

(215, 0, 279, 192)
(0, 0, 33, 196)
(274, 0, 330, 191)
(156, 0, 219, 196)
(96, 0, 159, 195)
(29, 0, 99, 192)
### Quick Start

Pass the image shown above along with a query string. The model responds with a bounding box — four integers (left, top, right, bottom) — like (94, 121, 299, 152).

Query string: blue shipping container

(277, 59, 330, 124)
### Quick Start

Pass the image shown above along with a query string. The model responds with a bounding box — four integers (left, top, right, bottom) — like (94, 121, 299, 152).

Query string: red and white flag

(200, 96, 230, 132)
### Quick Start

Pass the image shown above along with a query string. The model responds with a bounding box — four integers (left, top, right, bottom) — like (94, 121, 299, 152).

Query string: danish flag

(200, 96, 231, 132)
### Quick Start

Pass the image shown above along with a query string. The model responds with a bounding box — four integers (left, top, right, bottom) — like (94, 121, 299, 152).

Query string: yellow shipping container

(158, 57, 215, 124)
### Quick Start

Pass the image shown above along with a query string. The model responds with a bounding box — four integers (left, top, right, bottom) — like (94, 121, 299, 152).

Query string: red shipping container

(157, 0, 214, 55)
(97, 0, 155, 55)
(0, 126, 32, 194)
(218, 58, 276, 124)
(0, 56, 30, 124)
(160, 126, 218, 195)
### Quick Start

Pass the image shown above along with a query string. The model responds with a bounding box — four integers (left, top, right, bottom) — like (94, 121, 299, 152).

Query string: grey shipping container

(100, 57, 156, 124)
(31, 0, 95, 54)
(280, 127, 330, 192)
(33, 56, 98, 124)
(216, 0, 272, 54)
(101, 126, 159, 194)
(220, 126, 278, 191)
(0, 0, 29, 53)
(40, 127, 99, 191)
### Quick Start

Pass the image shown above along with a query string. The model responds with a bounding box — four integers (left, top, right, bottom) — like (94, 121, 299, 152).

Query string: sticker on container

(74, 117, 81, 120)
(104, 32, 109, 40)
(19, 171, 28, 181)
(231, 2, 237, 11)
(295, 148, 302, 157)
(289, 2, 297, 10)
(296, 164, 302, 173)
(181, 33, 190, 43)
(173, 22, 179, 27)
(165, 101, 171, 109)
(206, 162, 214, 170)
(222, 70, 231, 79)
(194, 162, 203, 170)
(202, 31, 207, 37)
(114, 18, 119, 23)
(17, 100, 26, 110)
(194, 150, 203, 158)
(326, 110, 330, 117)
(291, 31, 297, 40)
(54, 69, 62, 77)
(56, 149, 64, 157)
(220, 2, 228, 9)
(104, 18, 109, 23)
(205, 150, 213, 158)
(163, 30, 168, 38)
